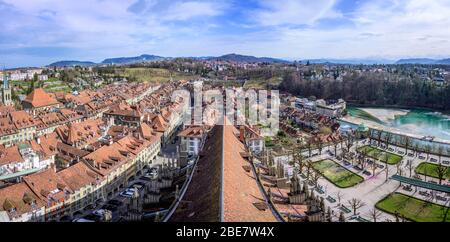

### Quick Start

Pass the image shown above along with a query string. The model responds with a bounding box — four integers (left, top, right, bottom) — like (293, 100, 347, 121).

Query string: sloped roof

(23, 88, 60, 108)
(0, 183, 44, 218)
(222, 124, 277, 222)
(170, 125, 223, 222)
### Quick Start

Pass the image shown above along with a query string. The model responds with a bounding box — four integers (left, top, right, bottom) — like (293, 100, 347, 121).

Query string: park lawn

(312, 159, 364, 188)
(415, 162, 450, 180)
(376, 192, 450, 222)
(123, 67, 197, 83)
(243, 77, 283, 89)
(357, 145, 403, 165)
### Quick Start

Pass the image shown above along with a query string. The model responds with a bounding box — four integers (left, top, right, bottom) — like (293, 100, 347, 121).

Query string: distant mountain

(47, 60, 96, 67)
(305, 59, 396, 65)
(101, 54, 166, 65)
(435, 58, 450, 64)
(395, 58, 450, 65)
(206, 53, 290, 63)
(395, 58, 437, 64)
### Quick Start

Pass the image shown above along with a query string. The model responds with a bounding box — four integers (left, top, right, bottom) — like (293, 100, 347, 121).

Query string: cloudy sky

(1, 0, 450, 67)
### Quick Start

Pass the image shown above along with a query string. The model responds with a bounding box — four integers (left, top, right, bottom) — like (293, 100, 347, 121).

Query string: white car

(119, 190, 134, 198)
(72, 218, 95, 222)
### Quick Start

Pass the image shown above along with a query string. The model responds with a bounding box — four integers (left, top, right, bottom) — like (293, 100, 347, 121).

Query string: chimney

(239, 126, 245, 142)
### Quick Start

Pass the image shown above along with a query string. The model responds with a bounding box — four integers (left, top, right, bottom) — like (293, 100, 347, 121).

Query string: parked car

(443, 160, 450, 165)
(120, 189, 135, 198)
(72, 218, 95, 222)
(430, 158, 438, 162)
(101, 204, 118, 212)
(419, 191, 430, 197)
(363, 170, 371, 176)
(108, 200, 123, 207)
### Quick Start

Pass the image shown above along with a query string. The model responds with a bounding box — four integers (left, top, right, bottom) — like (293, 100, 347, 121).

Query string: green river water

(346, 107, 450, 141)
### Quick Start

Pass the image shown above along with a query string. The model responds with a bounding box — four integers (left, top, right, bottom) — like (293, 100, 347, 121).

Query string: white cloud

(246, 0, 450, 59)
(253, 0, 342, 26)
(164, 1, 225, 21)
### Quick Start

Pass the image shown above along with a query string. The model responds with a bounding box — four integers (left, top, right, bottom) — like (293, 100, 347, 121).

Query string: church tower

(2, 70, 12, 106)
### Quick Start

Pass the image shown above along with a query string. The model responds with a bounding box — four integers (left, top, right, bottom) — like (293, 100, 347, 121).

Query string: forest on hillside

(279, 71, 450, 111)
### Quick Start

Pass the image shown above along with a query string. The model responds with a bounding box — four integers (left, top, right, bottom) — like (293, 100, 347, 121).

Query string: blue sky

(1, 0, 450, 68)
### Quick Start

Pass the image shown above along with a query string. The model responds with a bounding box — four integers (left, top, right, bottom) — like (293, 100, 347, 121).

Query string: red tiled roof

(0, 183, 45, 218)
(23, 88, 60, 108)
(223, 124, 277, 222)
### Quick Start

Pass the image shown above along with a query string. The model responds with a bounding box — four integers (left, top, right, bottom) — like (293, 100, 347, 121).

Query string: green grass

(415, 162, 450, 180)
(122, 68, 197, 83)
(357, 145, 403, 165)
(376, 192, 450, 222)
(312, 159, 364, 188)
(243, 77, 283, 89)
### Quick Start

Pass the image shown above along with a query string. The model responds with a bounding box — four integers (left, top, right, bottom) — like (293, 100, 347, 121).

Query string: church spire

(2, 66, 9, 90)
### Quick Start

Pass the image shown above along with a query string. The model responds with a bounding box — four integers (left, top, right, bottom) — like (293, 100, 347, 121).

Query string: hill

(47, 60, 96, 67)
(206, 53, 289, 63)
(101, 54, 166, 65)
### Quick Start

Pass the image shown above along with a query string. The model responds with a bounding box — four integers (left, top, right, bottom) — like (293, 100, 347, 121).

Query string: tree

(369, 208, 382, 222)
(385, 160, 389, 181)
(333, 140, 339, 157)
(327, 207, 332, 222)
(425, 145, 431, 160)
(384, 133, 392, 150)
(317, 139, 323, 155)
(347, 198, 366, 215)
(336, 191, 343, 205)
(376, 130, 383, 146)
(413, 143, 420, 157)
(360, 148, 369, 170)
(403, 136, 412, 154)
(371, 160, 377, 177)
(407, 161, 414, 178)
(339, 211, 345, 222)
(307, 140, 312, 157)
(436, 163, 447, 185)
(437, 146, 444, 164)
(27, 73, 38, 95)
(305, 161, 312, 181)
(312, 171, 321, 187)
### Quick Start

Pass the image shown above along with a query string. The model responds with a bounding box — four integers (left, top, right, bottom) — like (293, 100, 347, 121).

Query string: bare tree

(384, 132, 392, 149)
(413, 143, 420, 157)
(307, 140, 312, 157)
(306, 160, 312, 181)
(327, 207, 332, 222)
(425, 145, 431, 160)
(336, 191, 344, 205)
(385, 160, 389, 181)
(371, 160, 377, 177)
(360, 148, 369, 170)
(333, 139, 339, 157)
(346, 133, 354, 152)
(376, 130, 383, 146)
(339, 211, 346, 222)
(317, 139, 323, 155)
(407, 161, 414, 178)
(437, 146, 444, 164)
(369, 208, 383, 222)
(312, 171, 321, 188)
(436, 163, 447, 185)
(368, 129, 374, 145)
(347, 198, 366, 215)
(403, 136, 412, 154)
